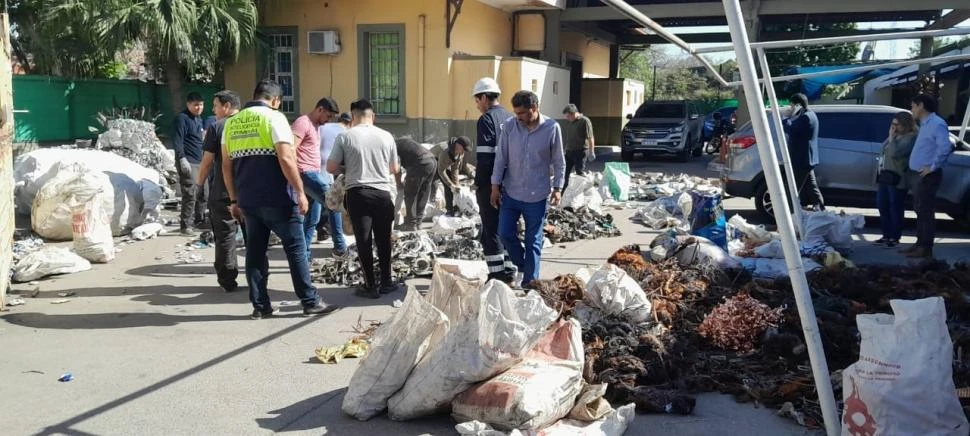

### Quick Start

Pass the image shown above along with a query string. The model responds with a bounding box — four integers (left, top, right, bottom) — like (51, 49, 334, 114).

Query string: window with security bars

(363, 30, 402, 116)
(268, 33, 296, 114)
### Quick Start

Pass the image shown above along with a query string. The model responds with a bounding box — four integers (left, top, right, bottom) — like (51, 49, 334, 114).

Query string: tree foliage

(761, 23, 861, 99)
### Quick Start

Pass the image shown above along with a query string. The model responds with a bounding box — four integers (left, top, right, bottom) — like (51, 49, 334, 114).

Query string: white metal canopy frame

(598, 0, 970, 435)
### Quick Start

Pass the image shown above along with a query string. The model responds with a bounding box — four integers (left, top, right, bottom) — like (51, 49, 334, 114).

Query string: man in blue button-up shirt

(490, 90, 565, 286)
(902, 94, 953, 258)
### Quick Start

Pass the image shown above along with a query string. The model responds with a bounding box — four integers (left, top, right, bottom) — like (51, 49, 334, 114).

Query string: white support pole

(723, 1, 840, 435)
(756, 47, 804, 237)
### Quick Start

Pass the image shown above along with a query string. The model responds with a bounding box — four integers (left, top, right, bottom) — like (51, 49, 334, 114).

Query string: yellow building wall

(223, 0, 511, 121)
(560, 31, 610, 78)
(514, 14, 545, 52)
(450, 57, 501, 121)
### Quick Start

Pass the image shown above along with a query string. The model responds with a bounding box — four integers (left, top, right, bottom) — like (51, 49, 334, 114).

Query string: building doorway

(567, 56, 583, 109)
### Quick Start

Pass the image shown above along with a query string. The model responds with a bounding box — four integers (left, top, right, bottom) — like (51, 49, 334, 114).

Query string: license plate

(642, 139, 658, 146)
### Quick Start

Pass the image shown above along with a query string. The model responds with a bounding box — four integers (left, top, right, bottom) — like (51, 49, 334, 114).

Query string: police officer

(472, 78, 516, 282)
(221, 79, 339, 319)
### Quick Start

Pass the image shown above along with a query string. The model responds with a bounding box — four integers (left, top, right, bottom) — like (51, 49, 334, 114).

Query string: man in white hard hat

(472, 77, 516, 282)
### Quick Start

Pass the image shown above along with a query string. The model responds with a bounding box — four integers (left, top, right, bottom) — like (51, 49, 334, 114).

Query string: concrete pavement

(1, 154, 966, 436)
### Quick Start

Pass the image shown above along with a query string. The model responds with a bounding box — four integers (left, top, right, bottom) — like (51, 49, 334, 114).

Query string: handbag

(876, 169, 901, 185)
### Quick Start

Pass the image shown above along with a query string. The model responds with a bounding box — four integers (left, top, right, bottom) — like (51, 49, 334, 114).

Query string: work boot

(354, 284, 380, 299)
(250, 307, 276, 320)
(179, 227, 198, 237)
(303, 302, 340, 317)
(905, 247, 933, 259)
(316, 229, 330, 243)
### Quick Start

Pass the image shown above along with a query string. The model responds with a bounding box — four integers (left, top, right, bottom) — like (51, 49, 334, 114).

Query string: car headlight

(671, 126, 685, 133)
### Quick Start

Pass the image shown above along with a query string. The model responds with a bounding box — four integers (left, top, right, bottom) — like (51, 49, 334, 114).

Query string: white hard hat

(472, 77, 501, 97)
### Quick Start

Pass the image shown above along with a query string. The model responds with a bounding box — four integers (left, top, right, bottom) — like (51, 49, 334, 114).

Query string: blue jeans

(242, 206, 320, 312)
(497, 193, 547, 285)
(876, 182, 906, 241)
(301, 171, 346, 261)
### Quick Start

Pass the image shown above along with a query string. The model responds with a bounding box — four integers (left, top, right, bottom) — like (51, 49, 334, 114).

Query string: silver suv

(722, 104, 970, 225)
(621, 100, 705, 162)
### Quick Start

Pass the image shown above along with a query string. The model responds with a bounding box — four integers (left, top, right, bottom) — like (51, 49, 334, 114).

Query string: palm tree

(45, 0, 258, 109)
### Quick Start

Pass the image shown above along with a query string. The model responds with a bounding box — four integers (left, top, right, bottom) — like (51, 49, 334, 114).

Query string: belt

(477, 146, 496, 154)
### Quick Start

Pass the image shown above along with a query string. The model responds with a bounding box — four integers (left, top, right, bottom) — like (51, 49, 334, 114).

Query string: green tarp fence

(12, 75, 223, 144)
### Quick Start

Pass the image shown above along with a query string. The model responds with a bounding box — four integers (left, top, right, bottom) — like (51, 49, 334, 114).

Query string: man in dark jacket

(472, 77, 516, 282)
(782, 93, 825, 211)
(174, 92, 207, 234)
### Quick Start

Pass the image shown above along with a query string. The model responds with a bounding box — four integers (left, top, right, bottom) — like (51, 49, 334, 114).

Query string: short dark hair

(213, 90, 241, 109)
(448, 136, 472, 158)
(186, 92, 204, 103)
(350, 98, 374, 114)
(316, 97, 340, 113)
(912, 94, 938, 113)
(511, 90, 539, 109)
(253, 79, 283, 101)
(476, 92, 500, 102)
(790, 93, 809, 109)
(338, 112, 352, 124)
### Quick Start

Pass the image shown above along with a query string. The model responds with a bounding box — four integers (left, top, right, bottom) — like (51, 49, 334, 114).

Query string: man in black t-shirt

(198, 90, 242, 292)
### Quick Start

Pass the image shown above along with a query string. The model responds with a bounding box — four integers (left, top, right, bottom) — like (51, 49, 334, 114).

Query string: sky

(661, 18, 970, 64)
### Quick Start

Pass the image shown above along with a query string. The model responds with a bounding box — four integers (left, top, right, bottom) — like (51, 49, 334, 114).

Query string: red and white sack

(387, 280, 557, 420)
(841, 297, 969, 436)
(71, 190, 116, 263)
(452, 319, 585, 431)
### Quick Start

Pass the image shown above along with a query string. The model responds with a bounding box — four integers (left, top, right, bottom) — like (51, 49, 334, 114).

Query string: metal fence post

(723, 1, 840, 434)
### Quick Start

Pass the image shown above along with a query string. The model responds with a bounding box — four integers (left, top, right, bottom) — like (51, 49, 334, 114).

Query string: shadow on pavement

(257, 387, 449, 434)
(26, 316, 327, 436)
(1, 311, 244, 329)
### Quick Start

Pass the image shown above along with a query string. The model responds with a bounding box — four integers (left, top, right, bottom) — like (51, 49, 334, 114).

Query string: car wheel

(692, 138, 703, 157)
(621, 150, 634, 162)
(754, 183, 775, 222)
(677, 137, 692, 162)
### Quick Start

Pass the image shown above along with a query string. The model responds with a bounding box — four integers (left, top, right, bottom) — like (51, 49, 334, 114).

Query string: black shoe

(354, 284, 380, 299)
(884, 239, 899, 248)
(250, 308, 276, 319)
(379, 282, 403, 294)
(316, 232, 331, 242)
(222, 282, 239, 293)
(303, 303, 340, 317)
(873, 237, 890, 245)
(488, 272, 514, 284)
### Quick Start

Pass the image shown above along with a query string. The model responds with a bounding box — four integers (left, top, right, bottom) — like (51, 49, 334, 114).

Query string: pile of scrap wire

(545, 207, 621, 243)
(589, 243, 970, 427)
(628, 173, 720, 201)
(312, 230, 485, 286)
(429, 227, 484, 260)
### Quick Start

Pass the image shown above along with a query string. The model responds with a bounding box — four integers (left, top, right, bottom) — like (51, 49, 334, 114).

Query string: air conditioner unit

(308, 30, 340, 55)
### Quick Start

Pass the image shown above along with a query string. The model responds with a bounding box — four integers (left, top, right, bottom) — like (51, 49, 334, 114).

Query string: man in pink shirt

(292, 97, 340, 262)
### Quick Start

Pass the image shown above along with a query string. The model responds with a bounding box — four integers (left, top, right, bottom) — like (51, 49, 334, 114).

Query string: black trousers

(178, 163, 207, 228)
(563, 149, 586, 192)
(208, 198, 239, 289)
(346, 187, 395, 287)
(914, 169, 943, 250)
(793, 166, 824, 210)
(403, 159, 437, 226)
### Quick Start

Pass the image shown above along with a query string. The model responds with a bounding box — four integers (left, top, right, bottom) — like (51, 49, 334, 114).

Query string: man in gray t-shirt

(327, 99, 401, 298)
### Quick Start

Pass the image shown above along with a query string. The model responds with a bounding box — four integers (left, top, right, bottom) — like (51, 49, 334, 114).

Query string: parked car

(703, 106, 738, 142)
(722, 104, 970, 225)
(621, 100, 705, 162)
